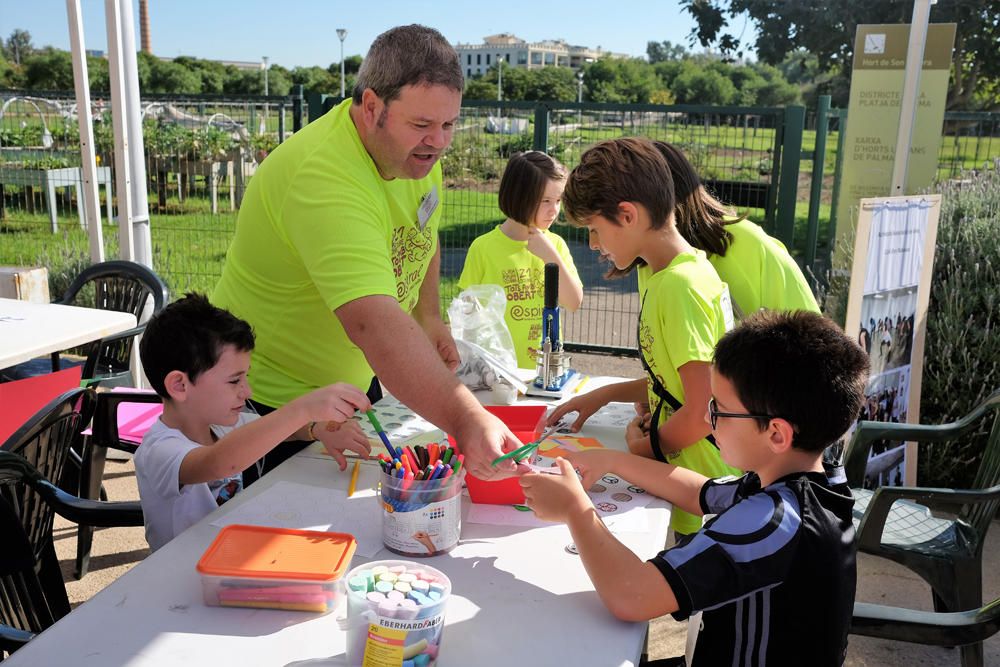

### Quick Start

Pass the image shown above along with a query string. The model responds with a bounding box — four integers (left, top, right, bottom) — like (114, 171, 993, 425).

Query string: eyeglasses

(707, 397, 776, 430)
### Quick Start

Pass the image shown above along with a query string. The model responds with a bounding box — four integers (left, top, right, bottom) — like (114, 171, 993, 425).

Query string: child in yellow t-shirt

(458, 151, 583, 369)
(556, 137, 739, 534)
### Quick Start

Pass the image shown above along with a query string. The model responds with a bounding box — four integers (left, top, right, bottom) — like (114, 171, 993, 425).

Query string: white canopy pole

(890, 0, 934, 195)
(65, 0, 105, 263)
(104, 0, 135, 261)
(118, 0, 153, 267)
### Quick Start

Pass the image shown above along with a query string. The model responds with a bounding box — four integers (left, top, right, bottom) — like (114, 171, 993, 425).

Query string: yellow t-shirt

(212, 99, 442, 407)
(457, 226, 579, 369)
(640, 250, 740, 534)
(638, 219, 819, 317)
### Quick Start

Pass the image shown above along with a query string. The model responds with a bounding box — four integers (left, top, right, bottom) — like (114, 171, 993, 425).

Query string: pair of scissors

(491, 420, 566, 466)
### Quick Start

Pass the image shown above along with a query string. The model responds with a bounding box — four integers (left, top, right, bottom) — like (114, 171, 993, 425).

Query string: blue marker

(366, 409, 399, 459)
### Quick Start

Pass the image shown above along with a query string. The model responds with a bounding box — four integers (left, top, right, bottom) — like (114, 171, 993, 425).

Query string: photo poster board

(832, 22, 954, 269)
(844, 194, 941, 487)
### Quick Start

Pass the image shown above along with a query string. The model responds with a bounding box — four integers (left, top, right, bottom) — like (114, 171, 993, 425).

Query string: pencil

(574, 375, 591, 394)
(347, 460, 361, 498)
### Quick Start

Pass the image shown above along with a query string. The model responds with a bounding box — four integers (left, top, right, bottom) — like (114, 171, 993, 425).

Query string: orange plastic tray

(197, 524, 357, 581)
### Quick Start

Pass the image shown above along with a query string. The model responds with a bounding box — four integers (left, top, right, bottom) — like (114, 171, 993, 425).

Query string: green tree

(646, 40, 688, 63)
(464, 76, 496, 100)
(682, 0, 1000, 110)
(4, 29, 34, 66)
(22, 48, 74, 90)
(291, 65, 336, 94)
(668, 59, 736, 105)
(146, 58, 202, 94)
(585, 57, 660, 103)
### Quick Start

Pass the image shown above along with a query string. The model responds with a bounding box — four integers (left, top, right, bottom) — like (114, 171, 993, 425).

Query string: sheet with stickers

(465, 452, 655, 532)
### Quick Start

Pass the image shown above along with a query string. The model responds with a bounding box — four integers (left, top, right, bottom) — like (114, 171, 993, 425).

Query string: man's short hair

(498, 151, 567, 225)
(352, 25, 463, 105)
(562, 137, 675, 229)
(139, 293, 255, 398)
(713, 310, 870, 452)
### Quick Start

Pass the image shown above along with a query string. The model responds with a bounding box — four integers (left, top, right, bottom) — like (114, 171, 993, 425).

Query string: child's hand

(317, 419, 372, 470)
(545, 392, 605, 432)
(626, 416, 652, 455)
(299, 383, 371, 424)
(520, 458, 591, 523)
(563, 449, 614, 491)
(525, 228, 559, 263)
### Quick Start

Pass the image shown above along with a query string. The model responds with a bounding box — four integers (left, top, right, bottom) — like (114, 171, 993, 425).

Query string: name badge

(417, 185, 439, 230)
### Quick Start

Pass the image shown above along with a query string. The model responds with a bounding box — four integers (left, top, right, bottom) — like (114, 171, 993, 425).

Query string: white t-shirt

(135, 413, 256, 551)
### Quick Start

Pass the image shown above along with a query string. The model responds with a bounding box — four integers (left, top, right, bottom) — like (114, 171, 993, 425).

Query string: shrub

(918, 164, 1000, 487)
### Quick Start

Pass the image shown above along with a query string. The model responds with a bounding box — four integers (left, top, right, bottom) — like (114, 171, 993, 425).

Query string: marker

(574, 375, 591, 394)
(365, 409, 399, 459)
(347, 460, 361, 498)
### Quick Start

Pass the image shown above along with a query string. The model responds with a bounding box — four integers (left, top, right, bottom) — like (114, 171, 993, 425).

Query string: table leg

(45, 177, 59, 232)
(75, 183, 86, 230)
(210, 162, 219, 214)
(227, 160, 235, 211)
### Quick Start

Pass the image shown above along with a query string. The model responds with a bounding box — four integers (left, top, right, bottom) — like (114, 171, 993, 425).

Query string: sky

(0, 0, 709, 69)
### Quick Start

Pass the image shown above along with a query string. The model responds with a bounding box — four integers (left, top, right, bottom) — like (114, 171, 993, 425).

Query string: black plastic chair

(0, 449, 142, 660)
(852, 598, 1000, 667)
(50, 260, 169, 387)
(76, 389, 162, 579)
(844, 389, 1000, 664)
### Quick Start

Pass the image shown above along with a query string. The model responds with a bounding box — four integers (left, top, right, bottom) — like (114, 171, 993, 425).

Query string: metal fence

(2, 87, 999, 356)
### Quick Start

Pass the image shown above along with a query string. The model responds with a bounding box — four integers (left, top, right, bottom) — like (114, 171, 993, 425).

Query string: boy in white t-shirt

(135, 293, 372, 551)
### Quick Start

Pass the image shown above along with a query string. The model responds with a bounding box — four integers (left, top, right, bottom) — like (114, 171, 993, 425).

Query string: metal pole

(337, 29, 347, 99)
(891, 0, 933, 195)
(497, 56, 502, 102)
(117, 0, 152, 267)
(104, 0, 134, 261)
(262, 56, 269, 96)
(66, 0, 105, 263)
(577, 71, 583, 128)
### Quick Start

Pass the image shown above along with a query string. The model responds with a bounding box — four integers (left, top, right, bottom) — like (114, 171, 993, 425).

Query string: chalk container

(380, 468, 464, 557)
(344, 559, 451, 667)
(196, 524, 356, 613)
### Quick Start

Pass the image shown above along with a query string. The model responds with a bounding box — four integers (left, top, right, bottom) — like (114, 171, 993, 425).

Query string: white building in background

(454, 33, 627, 78)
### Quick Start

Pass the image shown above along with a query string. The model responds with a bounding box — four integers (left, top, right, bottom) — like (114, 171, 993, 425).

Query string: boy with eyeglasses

(520, 310, 869, 666)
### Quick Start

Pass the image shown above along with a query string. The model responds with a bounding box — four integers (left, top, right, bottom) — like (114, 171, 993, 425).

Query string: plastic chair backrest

(0, 366, 83, 445)
(965, 412, 1000, 549)
(58, 260, 169, 382)
(0, 388, 95, 559)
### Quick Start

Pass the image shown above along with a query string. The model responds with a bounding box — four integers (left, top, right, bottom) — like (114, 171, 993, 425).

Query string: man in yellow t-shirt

(212, 25, 520, 484)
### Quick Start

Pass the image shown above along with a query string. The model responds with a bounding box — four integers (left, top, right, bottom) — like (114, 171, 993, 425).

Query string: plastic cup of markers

(344, 559, 452, 667)
(379, 468, 465, 557)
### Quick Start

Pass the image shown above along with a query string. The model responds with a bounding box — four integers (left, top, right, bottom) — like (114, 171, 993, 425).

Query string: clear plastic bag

(447, 285, 518, 390)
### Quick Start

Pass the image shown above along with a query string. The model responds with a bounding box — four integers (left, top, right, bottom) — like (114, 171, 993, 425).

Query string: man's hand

(454, 410, 523, 481)
(316, 420, 372, 471)
(520, 458, 592, 523)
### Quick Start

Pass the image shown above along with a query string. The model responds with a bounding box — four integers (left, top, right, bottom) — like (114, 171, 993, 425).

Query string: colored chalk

(428, 590, 442, 601)
(428, 582, 445, 594)
(348, 576, 369, 593)
(394, 581, 412, 594)
(410, 579, 430, 593)
(413, 654, 431, 667)
(397, 572, 417, 584)
(389, 565, 407, 575)
(377, 571, 398, 584)
(378, 598, 399, 619)
(371, 565, 389, 577)
(374, 580, 394, 594)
